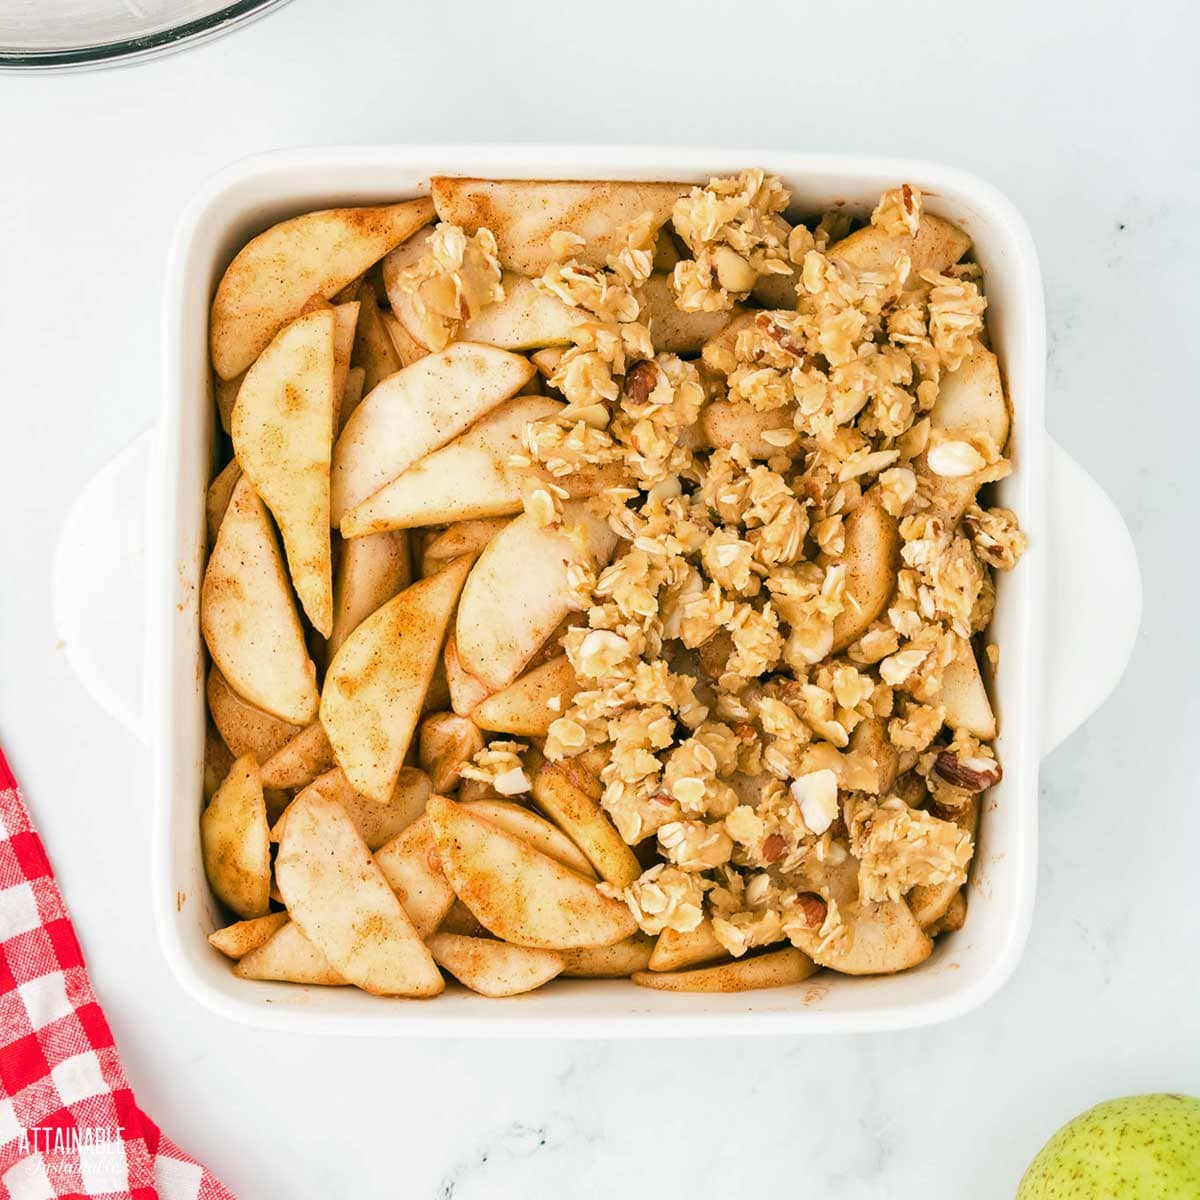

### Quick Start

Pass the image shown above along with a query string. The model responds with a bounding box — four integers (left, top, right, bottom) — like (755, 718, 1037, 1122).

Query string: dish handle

(1041, 438, 1141, 755)
(52, 428, 156, 743)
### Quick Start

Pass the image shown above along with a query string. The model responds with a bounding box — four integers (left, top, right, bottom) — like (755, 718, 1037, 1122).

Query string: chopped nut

(460, 738, 530, 793)
(524, 486, 560, 528)
(789, 769, 839, 834)
(576, 629, 630, 677)
(927, 439, 986, 478)
(762, 833, 787, 863)
(933, 751, 1002, 793)
(623, 360, 659, 409)
(714, 245, 756, 293)
(493, 766, 532, 796)
(794, 892, 828, 930)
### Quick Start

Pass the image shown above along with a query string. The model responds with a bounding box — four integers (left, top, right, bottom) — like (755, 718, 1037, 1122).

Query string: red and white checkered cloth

(0, 748, 234, 1200)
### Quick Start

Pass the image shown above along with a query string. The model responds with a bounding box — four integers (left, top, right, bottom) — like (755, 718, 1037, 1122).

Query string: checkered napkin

(0, 749, 234, 1200)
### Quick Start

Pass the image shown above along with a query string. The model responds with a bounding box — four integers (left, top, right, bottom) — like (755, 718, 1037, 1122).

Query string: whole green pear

(1018, 1094, 1200, 1198)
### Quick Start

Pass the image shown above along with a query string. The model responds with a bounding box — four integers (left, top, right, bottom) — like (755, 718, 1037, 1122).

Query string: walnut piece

(794, 892, 828, 930)
(933, 750, 1002, 793)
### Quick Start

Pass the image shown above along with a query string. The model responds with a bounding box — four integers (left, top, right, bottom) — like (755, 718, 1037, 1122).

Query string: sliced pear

(260, 721, 335, 791)
(787, 849, 936, 979)
(560, 935, 655, 978)
(699, 309, 758, 372)
(427, 795, 637, 949)
(473, 656, 579, 737)
(214, 372, 244, 435)
(231, 308, 336, 635)
(829, 212, 971, 276)
(917, 342, 1011, 518)
(351, 280, 401, 392)
(652, 228, 683, 271)
(931, 343, 1009, 449)
(444, 633, 494, 716)
(638, 273, 740, 354)
(379, 225, 437, 348)
(908, 796, 978, 928)
(206, 667, 302, 762)
(821, 900, 932, 975)
(272, 766, 430, 851)
(751, 271, 797, 309)
(200, 755, 271, 919)
(263, 790, 293, 827)
(424, 653, 453, 715)
(438, 899, 488, 937)
(460, 273, 585, 349)
(748, 214, 964, 312)
(380, 309, 429, 368)
(847, 717, 900, 795)
(210, 199, 433, 379)
(330, 341, 534, 525)
(275, 786, 442, 996)
(342, 396, 561, 533)
(531, 347, 564, 379)
(329, 528, 412, 658)
(427, 933, 564, 997)
(648, 919, 729, 972)
(321, 556, 470, 803)
(430, 177, 688, 276)
(204, 723, 235, 802)
(633, 947, 817, 993)
(205, 459, 242, 548)
(702, 400, 793, 458)
(456, 501, 618, 689)
(829, 490, 901, 654)
(530, 763, 641, 888)
(233, 920, 346, 985)
(373, 815, 457, 938)
(328, 301, 359, 427)
(421, 518, 510, 575)
(927, 889, 967, 935)
(461, 798, 596, 877)
(418, 712, 484, 793)
(208, 912, 289, 960)
(791, 853, 932, 976)
(938, 643, 997, 738)
(297, 293, 335, 315)
(553, 754, 604, 801)
(201, 475, 319, 724)
(917, 464, 981, 522)
(788, 742, 882, 794)
(338, 365, 366, 433)
(751, 213, 971, 310)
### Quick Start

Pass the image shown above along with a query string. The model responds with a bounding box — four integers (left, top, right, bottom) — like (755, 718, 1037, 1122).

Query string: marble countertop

(2, 0, 1197, 1195)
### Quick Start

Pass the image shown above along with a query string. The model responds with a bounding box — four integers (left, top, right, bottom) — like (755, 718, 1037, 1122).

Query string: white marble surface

(1, 0, 1197, 1195)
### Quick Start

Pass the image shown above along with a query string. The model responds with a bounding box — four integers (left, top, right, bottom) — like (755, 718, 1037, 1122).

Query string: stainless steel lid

(0, 0, 291, 71)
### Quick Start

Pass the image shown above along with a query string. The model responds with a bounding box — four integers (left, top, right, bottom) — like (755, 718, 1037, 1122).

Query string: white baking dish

(51, 146, 1141, 1036)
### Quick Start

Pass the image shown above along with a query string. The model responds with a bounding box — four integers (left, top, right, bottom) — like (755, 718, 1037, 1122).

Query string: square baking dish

(51, 146, 1140, 1035)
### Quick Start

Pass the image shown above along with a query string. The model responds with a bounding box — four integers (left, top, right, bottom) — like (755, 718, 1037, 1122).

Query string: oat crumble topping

(389, 223, 504, 350)
(459, 174, 1024, 960)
